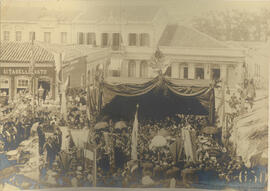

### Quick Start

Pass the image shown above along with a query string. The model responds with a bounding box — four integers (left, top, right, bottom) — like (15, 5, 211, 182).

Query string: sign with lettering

(0, 68, 48, 76)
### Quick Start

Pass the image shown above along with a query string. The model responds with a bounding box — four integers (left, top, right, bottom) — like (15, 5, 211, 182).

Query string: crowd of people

(0, 95, 34, 151)
(223, 78, 257, 148)
(65, 88, 89, 129)
(0, 115, 32, 151)
(0, 78, 265, 189)
(90, 111, 265, 188)
(89, 115, 208, 187)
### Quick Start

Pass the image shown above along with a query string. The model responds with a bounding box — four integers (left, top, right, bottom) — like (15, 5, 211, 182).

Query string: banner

(131, 105, 139, 161)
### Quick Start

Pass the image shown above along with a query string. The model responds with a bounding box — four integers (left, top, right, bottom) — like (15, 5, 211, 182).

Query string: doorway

(38, 78, 51, 100)
(211, 68, 220, 81)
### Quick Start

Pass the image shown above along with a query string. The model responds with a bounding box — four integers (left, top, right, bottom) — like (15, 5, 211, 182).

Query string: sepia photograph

(0, 0, 269, 190)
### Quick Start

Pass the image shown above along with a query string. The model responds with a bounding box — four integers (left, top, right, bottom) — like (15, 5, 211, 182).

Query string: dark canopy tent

(98, 75, 215, 124)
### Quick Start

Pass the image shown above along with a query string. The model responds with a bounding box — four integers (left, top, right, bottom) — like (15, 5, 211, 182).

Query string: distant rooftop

(0, 6, 80, 22)
(76, 6, 161, 23)
(1, 5, 161, 23)
(0, 42, 109, 64)
(36, 42, 109, 62)
(158, 24, 229, 49)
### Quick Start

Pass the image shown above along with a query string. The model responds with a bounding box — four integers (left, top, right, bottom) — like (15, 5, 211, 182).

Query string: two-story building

(1, 5, 246, 88)
(158, 24, 246, 88)
(72, 5, 169, 81)
(0, 5, 168, 83)
(0, 42, 57, 100)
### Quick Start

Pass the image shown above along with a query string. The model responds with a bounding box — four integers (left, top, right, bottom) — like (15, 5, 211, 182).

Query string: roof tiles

(0, 42, 54, 63)
(158, 24, 228, 49)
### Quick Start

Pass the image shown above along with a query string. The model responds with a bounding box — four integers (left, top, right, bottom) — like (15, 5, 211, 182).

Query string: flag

(103, 132, 110, 154)
(86, 86, 92, 121)
(131, 105, 139, 160)
(169, 137, 183, 163)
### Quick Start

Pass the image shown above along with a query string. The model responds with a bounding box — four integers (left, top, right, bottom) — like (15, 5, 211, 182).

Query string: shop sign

(1, 68, 48, 75)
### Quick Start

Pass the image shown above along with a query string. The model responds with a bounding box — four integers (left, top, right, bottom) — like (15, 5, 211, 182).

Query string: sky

(1, 0, 270, 21)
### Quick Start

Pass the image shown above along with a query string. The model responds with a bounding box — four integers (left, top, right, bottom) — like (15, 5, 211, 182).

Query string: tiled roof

(76, 6, 160, 23)
(0, 42, 54, 63)
(35, 42, 108, 62)
(158, 25, 229, 49)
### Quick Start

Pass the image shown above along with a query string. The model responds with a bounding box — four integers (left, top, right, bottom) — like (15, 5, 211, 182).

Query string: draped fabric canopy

(98, 75, 215, 123)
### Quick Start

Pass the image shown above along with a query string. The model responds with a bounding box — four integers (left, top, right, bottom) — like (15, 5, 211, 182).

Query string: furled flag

(60, 77, 69, 120)
(131, 104, 139, 160)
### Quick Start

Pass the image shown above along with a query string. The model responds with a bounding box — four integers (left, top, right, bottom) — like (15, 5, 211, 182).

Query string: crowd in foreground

(63, 88, 89, 129)
(90, 113, 266, 188)
(0, 82, 266, 189)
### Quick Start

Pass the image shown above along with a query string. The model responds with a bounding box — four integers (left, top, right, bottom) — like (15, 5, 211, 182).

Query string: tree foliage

(192, 9, 270, 41)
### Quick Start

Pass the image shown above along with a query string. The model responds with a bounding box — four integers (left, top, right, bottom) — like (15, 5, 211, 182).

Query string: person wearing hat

(74, 166, 84, 187)
(37, 124, 45, 155)
(55, 127, 62, 153)
(43, 136, 56, 169)
(64, 130, 75, 151)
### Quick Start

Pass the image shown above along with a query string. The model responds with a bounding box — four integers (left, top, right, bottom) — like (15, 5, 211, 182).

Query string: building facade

(158, 25, 246, 88)
(0, 5, 168, 82)
(0, 42, 56, 100)
(1, 5, 246, 88)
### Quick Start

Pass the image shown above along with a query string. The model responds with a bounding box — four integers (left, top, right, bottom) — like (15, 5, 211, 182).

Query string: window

(128, 33, 137, 46)
(195, 68, 204, 79)
(61, 32, 67, 44)
(29, 32, 35, 41)
(140, 33, 150, 47)
(44, 32, 51, 43)
(109, 58, 121, 77)
(0, 79, 9, 88)
(183, 67, 188, 79)
(128, 60, 136, 77)
(211, 68, 220, 80)
(18, 79, 29, 87)
(140, 61, 148, 77)
(101, 33, 109, 47)
(0, 78, 9, 95)
(112, 33, 121, 50)
(87, 33, 96, 45)
(111, 70, 120, 77)
(3, 31, 10, 41)
(77, 32, 84, 44)
(0, 78, 9, 96)
(15, 31, 22, 41)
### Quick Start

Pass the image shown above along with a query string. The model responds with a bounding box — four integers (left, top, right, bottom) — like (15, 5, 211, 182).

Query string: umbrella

(149, 135, 167, 149)
(30, 122, 39, 134)
(201, 126, 219, 135)
(94, 122, 108, 130)
(157, 129, 170, 137)
(114, 121, 127, 129)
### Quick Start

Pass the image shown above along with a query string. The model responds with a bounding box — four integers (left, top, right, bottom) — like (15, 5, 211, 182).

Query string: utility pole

(221, 80, 226, 145)
(30, 34, 36, 109)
